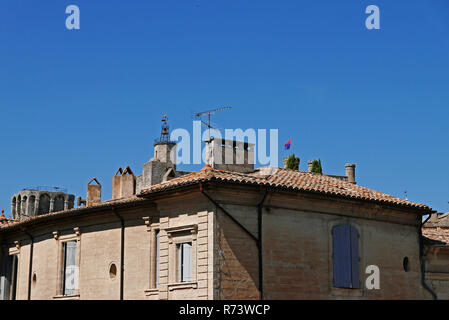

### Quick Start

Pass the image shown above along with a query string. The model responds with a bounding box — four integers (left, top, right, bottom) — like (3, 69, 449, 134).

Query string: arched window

(332, 224, 360, 289)
(38, 194, 50, 215)
(54, 196, 65, 213)
(11, 197, 16, 219)
(28, 196, 36, 217)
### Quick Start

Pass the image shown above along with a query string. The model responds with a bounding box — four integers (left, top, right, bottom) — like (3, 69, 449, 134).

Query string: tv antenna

(194, 106, 231, 140)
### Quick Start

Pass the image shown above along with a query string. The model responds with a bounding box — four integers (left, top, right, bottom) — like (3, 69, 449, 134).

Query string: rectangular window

(62, 241, 77, 295)
(178, 242, 192, 283)
(0, 255, 18, 300)
(332, 224, 360, 289)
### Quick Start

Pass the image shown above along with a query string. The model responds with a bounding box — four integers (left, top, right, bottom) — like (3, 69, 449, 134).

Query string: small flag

(284, 139, 291, 150)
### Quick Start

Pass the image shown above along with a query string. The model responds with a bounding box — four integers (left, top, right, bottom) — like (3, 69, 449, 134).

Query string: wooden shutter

(183, 243, 192, 282)
(350, 225, 360, 289)
(63, 241, 77, 295)
(0, 255, 12, 300)
(179, 243, 192, 282)
(332, 224, 352, 288)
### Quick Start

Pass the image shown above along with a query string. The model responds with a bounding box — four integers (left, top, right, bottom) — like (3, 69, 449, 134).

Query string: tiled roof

(422, 227, 449, 245)
(140, 167, 431, 211)
(1, 167, 432, 232)
(0, 196, 148, 231)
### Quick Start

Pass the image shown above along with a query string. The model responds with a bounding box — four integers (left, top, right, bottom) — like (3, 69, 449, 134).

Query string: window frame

(53, 228, 81, 299)
(177, 242, 193, 283)
(166, 224, 198, 291)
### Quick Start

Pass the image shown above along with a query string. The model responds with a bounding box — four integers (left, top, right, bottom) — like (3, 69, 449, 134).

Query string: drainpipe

(257, 188, 269, 300)
(419, 213, 437, 300)
(112, 207, 124, 300)
(20, 227, 34, 300)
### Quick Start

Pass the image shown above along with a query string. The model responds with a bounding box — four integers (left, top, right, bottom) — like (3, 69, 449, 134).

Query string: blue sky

(0, 1, 448, 216)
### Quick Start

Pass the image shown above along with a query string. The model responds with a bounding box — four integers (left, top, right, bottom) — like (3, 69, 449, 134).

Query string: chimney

(112, 168, 123, 200)
(113, 166, 136, 200)
(345, 164, 356, 184)
(307, 161, 313, 172)
(206, 138, 255, 173)
(282, 157, 288, 168)
(87, 178, 101, 206)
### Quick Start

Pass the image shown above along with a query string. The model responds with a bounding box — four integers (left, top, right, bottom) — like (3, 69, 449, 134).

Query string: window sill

(144, 288, 159, 296)
(53, 294, 80, 300)
(331, 287, 364, 298)
(168, 281, 198, 291)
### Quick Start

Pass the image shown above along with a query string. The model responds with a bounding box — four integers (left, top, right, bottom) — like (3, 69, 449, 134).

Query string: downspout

(257, 188, 269, 300)
(419, 213, 437, 300)
(112, 207, 124, 300)
(20, 227, 34, 300)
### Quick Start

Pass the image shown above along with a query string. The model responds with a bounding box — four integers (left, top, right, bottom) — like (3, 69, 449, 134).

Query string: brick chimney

(345, 164, 356, 184)
(87, 178, 101, 207)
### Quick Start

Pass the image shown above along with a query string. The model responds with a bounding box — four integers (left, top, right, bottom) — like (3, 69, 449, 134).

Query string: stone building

(422, 213, 449, 299)
(0, 120, 442, 300)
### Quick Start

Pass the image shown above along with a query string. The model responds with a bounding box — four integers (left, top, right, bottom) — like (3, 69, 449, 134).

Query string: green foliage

(311, 159, 323, 174)
(286, 154, 300, 170)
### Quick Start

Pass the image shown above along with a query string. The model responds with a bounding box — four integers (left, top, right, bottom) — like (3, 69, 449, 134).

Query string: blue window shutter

(350, 226, 360, 289)
(332, 225, 351, 288)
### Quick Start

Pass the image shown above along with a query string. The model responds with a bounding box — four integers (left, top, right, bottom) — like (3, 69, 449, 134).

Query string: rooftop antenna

(194, 107, 231, 141)
(194, 107, 231, 170)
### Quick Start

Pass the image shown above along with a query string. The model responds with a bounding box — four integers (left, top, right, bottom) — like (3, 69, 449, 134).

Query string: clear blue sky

(1, 1, 448, 216)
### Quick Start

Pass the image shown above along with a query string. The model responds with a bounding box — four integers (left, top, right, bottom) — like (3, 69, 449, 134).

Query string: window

(178, 242, 192, 283)
(62, 241, 77, 295)
(332, 224, 360, 289)
(0, 255, 19, 300)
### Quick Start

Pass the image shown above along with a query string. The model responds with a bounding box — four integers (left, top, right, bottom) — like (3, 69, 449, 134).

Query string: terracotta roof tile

(422, 227, 449, 245)
(0, 196, 147, 230)
(140, 167, 431, 210)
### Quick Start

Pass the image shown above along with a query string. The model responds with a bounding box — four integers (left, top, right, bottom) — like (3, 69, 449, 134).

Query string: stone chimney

(112, 166, 136, 200)
(345, 163, 356, 184)
(307, 161, 313, 172)
(282, 157, 288, 168)
(206, 138, 255, 173)
(87, 178, 101, 207)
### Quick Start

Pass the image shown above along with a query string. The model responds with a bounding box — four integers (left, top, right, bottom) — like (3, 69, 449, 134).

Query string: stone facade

(0, 182, 436, 300)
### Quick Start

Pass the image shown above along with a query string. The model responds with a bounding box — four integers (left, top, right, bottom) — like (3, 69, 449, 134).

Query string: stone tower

(136, 114, 177, 193)
(11, 187, 75, 220)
